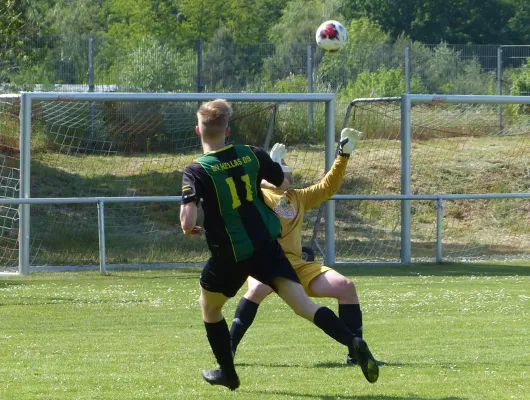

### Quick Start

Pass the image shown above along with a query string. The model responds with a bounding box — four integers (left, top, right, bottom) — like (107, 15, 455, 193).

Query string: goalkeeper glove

(338, 128, 363, 157)
(270, 143, 292, 172)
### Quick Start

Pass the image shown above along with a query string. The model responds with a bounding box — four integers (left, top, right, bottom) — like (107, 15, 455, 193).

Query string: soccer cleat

(347, 354, 388, 366)
(201, 368, 240, 391)
(351, 337, 379, 383)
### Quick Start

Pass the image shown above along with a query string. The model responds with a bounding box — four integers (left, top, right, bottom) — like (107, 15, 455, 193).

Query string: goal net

(0, 95, 20, 268)
(2, 92, 529, 271)
(334, 95, 530, 262)
(1, 93, 336, 271)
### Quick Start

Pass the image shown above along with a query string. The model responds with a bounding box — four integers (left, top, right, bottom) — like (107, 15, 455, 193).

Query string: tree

(47, 0, 107, 36)
(202, 26, 249, 91)
(341, 0, 525, 44)
(177, 0, 288, 43)
(263, 0, 344, 81)
(502, 0, 530, 43)
(0, 0, 48, 35)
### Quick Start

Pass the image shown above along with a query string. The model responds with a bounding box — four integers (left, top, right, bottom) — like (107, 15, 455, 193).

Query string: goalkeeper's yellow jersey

(261, 155, 349, 258)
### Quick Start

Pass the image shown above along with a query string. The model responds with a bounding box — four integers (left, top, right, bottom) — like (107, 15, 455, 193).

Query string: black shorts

(200, 240, 301, 298)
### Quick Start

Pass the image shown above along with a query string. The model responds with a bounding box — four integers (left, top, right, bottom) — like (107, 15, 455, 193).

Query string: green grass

(1, 263, 529, 399)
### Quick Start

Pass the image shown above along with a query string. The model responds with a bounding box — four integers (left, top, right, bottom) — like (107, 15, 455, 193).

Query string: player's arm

(297, 128, 362, 210)
(250, 146, 287, 189)
(180, 203, 198, 235)
(180, 165, 201, 236)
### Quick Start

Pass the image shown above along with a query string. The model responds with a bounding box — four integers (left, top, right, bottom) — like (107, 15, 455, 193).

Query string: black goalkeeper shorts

(200, 240, 301, 298)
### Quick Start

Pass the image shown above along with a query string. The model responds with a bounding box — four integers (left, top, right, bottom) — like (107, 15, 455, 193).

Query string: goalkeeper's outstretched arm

(297, 128, 362, 210)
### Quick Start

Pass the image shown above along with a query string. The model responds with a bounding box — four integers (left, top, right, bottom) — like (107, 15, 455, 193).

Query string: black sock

(229, 297, 260, 353)
(204, 319, 236, 375)
(339, 303, 363, 357)
(313, 306, 353, 347)
(339, 303, 363, 338)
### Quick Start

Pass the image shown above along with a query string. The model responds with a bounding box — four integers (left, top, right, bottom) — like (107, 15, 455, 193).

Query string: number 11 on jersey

(225, 174, 253, 209)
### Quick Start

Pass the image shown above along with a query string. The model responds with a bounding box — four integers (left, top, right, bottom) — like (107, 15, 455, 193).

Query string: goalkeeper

(230, 128, 386, 366)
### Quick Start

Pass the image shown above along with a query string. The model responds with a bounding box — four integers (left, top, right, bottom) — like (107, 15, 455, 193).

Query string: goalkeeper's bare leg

(273, 276, 379, 383)
(231, 272, 386, 366)
(308, 270, 387, 366)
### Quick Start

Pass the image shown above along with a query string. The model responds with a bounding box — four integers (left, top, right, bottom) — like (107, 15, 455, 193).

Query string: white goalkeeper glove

(270, 143, 292, 172)
(338, 128, 363, 157)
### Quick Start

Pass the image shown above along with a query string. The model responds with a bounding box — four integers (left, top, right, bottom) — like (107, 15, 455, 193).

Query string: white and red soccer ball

(315, 20, 348, 52)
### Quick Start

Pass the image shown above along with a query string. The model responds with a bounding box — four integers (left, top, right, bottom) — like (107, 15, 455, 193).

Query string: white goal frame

(4, 92, 530, 275)
(12, 92, 336, 274)
(400, 94, 530, 263)
(329, 94, 530, 265)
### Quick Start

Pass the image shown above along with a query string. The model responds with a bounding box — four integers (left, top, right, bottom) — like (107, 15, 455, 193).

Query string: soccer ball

(315, 20, 348, 52)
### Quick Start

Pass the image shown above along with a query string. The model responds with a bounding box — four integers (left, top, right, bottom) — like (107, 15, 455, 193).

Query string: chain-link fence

(2, 35, 530, 96)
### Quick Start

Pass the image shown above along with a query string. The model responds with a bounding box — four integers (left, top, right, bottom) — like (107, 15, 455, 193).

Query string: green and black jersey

(182, 144, 284, 262)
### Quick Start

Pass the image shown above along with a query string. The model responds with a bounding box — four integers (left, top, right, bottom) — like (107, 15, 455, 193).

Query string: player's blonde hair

(196, 99, 233, 138)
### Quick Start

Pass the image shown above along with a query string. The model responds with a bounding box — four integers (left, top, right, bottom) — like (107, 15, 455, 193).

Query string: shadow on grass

(314, 361, 391, 369)
(247, 390, 465, 400)
(235, 361, 304, 368)
(314, 361, 515, 369)
(3, 297, 151, 306)
(0, 281, 27, 287)
(104, 271, 200, 280)
(334, 263, 530, 277)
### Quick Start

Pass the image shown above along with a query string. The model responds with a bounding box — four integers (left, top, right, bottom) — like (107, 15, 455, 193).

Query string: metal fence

(2, 35, 530, 96)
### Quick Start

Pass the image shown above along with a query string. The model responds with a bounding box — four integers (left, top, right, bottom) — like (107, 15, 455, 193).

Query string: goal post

(401, 94, 530, 263)
(14, 92, 336, 274)
(331, 93, 530, 265)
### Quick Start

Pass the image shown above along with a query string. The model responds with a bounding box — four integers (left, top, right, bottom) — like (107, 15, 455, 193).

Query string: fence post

(88, 37, 96, 148)
(436, 197, 443, 262)
(400, 94, 412, 264)
(405, 46, 411, 94)
(88, 37, 95, 92)
(97, 200, 107, 275)
(197, 39, 203, 93)
(497, 46, 503, 135)
(307, 43, 315, 141)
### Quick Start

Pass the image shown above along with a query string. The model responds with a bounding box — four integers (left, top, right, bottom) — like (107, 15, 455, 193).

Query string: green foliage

(416, 43, 496, 95)
(2, 35, 90, 89)
(262, 0, 343, 81)
(104, 0, 179, 40)
(202, 26, 254, 91)
(271, 73, 308, 92)
(341, 0, 529, 44)
(339, 66, 426, 99)
(48, 0, 107, 36)
(0, 0, 49, 35)
(223, 0, 288, 42)
(510, 59, 530, 96)
(506, 58, 530, 115)
(115, 37, 195, 92)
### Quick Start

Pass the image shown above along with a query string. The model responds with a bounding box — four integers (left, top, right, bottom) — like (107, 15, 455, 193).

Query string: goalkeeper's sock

(229, 297, 260, 354)
(339, 303, 363, 356)
(313, 306, 353, 347)
(204, 319, 236, 375)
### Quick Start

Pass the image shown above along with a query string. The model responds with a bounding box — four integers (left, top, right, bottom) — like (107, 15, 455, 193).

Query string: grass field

(1, 263, 529, 400)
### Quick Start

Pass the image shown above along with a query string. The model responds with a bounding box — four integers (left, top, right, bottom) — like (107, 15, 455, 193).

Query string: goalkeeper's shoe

(347, 354, 388, 366)
(201, 368, 240, 391)
(351, 337, 380, 383)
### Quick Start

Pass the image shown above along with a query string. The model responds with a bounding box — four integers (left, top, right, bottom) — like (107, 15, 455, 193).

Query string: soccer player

(180, 99, 379, 391)
(230, 129, 387, 366)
